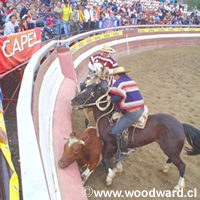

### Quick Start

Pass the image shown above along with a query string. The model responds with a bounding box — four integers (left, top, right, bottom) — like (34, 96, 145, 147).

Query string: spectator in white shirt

(4, 14, 17, 35)
(83, 5, 91, 31)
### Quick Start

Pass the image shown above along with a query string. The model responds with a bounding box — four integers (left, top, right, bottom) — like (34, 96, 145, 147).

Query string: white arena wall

(16, 25, 200, 200)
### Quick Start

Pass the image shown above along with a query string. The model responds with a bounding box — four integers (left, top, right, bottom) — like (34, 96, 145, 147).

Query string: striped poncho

(109, 74, 144, 110)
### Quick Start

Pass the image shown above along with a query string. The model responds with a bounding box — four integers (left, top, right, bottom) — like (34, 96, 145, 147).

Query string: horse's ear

(70, 131, 77, 136)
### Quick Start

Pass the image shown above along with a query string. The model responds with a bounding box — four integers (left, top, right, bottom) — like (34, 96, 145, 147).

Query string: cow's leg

(81, 167, 93, 184)
(81, 155, 102, 184)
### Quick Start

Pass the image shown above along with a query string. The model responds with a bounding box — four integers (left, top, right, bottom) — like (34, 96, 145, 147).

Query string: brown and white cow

(58, 127, 103, 183)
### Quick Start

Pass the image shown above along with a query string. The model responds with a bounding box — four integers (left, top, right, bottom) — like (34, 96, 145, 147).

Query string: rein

(79, 93, 111, 112)
(96, 103, 114, 137)
(96, 93, 111, 111)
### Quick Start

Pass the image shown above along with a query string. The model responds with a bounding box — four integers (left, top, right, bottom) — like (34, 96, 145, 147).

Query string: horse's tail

(183, 123, 200, 156)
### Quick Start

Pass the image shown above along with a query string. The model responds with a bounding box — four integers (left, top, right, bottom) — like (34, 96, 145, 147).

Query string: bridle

(76, 88, 114, 137)
(78, 92, 111, 111)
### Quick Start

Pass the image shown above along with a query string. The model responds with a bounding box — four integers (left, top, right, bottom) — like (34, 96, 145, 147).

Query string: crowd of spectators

(0, 0, 199, 39)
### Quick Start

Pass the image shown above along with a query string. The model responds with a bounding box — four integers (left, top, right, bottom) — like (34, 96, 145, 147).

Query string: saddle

(112, 106, 149, 146)
(112, 105, 149, 129)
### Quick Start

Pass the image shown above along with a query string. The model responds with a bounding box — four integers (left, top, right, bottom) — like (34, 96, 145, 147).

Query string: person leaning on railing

(62, 0, 72, 38)
(78, 4, 85, 33)
(70, 4, 80, 35)
(53, 1, 62, 35)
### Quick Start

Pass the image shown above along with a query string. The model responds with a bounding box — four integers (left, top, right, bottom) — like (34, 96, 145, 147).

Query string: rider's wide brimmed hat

(109, 66, 129, 76)
(100, 44, 115, 53)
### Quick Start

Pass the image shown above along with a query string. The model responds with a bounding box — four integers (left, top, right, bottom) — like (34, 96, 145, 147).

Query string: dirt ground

(72, 45, 200, 200)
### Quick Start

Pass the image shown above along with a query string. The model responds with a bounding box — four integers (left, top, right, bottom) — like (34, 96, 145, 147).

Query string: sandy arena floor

(72, 45, 200, 200)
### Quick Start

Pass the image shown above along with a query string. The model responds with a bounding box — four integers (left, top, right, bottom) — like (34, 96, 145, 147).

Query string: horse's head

(71, 80, 108, 109)
(58, 132, 86, 168)
(89, 62, 105, 78)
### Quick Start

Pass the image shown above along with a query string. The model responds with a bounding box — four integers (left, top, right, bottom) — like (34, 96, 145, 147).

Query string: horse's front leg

(102, 142, 117, 185)
(83, 108, 90, 128)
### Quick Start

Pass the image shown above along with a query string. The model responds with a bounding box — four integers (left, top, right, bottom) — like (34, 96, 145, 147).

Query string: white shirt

(84, 8, 90, 22)
(4, 21, 15, 35)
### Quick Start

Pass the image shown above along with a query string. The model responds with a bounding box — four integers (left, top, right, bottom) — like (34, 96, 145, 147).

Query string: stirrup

(121, 148, 135, 155)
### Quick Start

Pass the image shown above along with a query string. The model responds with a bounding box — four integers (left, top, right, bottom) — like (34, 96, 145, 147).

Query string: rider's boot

(113, 135, 127, 162)
(120, 137, 128, 153)
(114, 135, 121, 160)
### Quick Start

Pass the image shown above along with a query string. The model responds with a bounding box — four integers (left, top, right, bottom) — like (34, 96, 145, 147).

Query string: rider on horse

(80, 44, 118, 90)
(108, 66, 145, 160)
(88, 44, 118, 71)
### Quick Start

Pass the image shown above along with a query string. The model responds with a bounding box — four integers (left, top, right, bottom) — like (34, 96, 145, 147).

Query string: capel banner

(0, 28, 41, 74)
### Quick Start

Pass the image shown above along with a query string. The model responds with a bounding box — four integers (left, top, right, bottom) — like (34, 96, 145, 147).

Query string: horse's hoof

(162, 163, 171, 173)
(173, 177, 185, 191)
(106, 168, 115, 185)
(173, 185, 183, 191)
(106, 180, 112, 185)
(116, 162, 123, 173)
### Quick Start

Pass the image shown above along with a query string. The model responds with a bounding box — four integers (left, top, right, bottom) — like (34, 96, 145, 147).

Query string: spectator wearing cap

(53, 1, 62, 35)
(4, 14, 17, 35)
(62, 0, 72, 38)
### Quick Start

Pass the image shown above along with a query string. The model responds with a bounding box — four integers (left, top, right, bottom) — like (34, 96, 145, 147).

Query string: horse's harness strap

(96, 104, 114, 136)
(80, 93, 110, 111)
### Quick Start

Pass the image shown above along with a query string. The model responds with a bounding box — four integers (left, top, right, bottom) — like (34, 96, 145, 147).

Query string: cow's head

(58, 131, 85, 168)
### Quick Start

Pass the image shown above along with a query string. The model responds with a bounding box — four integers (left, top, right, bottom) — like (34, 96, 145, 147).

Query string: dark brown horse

(71, 80, 200, 190)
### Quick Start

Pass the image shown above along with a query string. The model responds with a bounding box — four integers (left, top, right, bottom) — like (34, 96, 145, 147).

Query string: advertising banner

(0, 28, 41, 74)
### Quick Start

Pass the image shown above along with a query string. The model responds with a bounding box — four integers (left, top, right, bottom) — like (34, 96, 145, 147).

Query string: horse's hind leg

(171, 157, 186, 191)
(159, 138, 185, 190)
(162, 158, 172, 173)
